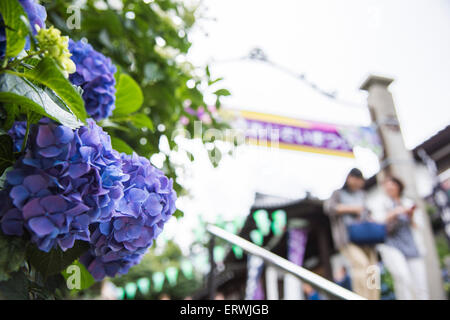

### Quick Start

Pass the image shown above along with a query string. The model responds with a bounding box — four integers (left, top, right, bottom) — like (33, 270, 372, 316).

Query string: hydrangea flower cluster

(0, 118, 127, 252)
(1, 120, 177, 279)
(0, 0, 47, 59)
(80, 153, 177, 280)
(69, 40, 117, 121)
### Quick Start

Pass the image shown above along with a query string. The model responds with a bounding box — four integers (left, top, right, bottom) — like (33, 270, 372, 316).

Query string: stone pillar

(360, 75, 445, 299)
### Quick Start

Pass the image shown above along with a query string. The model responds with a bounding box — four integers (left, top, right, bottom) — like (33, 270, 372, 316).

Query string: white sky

(161, 0, 450, 249)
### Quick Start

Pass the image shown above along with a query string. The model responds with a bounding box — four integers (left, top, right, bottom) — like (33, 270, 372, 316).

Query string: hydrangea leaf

(110, 136, 134, 155)
(26, 241, 90, 279)
(14, 58, 87, 122)
(173, 209, 184, 219)
(129, 113, 154, 131)
(0, 271, 30, 300)
(0, 73, 82, 129)
(113, 73, 143, 117)
(0, 232, 27, 281)
(0, 134, 14, 177)
(0, 0, 28, 59)
(213, 88, 231, 97)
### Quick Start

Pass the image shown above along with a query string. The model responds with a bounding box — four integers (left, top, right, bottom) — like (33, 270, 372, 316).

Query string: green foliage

(111, 136, 134, 155)
(0, 233, 27, 281)
(0, 271, 30, 299)
(113, 73, 144, 116)
(11, 57, 86, 122)
(435, 233, 450, 268)
(380, 264, 396, 300)
(128, 113, 154, 131)
(0, 134, 14, 176)
(25, 241, 89, 279)
(44, 0, 231, 195)
(0, 230, 72, 299)
(0, 0, 29, 59)
(0, 73, 82, 129)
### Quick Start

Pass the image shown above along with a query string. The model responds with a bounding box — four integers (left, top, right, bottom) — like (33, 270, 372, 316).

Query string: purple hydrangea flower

(0, 0, 47, 59)
(19, 0, 47, 33)
(81, 153, 177, 280)
(69, 40, 117, 121)
(8, 121, 27, 152)
(1, 118, 127, 252)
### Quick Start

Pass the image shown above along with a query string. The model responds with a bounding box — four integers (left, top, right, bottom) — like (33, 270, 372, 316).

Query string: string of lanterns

(114, 260, 194, 300)
(116, 209, 287, 299)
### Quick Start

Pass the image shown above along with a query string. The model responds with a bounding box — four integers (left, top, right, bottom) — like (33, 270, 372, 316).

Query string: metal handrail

(207, 224, 365, 300)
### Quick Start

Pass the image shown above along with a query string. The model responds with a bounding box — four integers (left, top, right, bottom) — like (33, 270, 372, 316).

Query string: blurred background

(43, 0, 450, 300)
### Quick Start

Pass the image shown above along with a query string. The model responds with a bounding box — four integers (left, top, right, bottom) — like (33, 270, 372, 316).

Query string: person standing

(324, 168, 380, 300)
(375, 176, 429, 300)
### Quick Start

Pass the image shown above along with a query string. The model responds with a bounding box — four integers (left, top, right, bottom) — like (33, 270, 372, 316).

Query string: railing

(206, 224, 365, 300)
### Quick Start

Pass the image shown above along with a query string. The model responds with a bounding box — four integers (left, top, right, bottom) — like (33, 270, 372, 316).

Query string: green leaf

(114, 73, 144, 116)
(213, 88, 231, 96)
(208, 77, 224, 86)
(26, 241, 90, 279)
(173, 209, 184, 219)
(130, 113, 154, 131)
(0, 134, 14, 177)
(0, 0, 29, 59)
(0, 166, 13, 189)
(0, 73, 82, 129)
(12, 58, 87, 122)
(111, 136, 134, 155)
(0, 271, 30, 300)
(61, 260, 95, 291)
(0, 232, 27, 282)
(2, 103, 18, 130)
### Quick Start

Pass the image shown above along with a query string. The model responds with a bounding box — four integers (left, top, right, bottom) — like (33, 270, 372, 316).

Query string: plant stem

(21, 118, 31, 153)
(0, 49, 46, 73)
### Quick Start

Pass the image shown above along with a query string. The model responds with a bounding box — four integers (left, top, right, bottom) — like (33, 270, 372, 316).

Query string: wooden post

(361, 75, 445, 299)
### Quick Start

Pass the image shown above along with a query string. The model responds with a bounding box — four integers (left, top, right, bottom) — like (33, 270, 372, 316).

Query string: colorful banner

(287, 228, 308, 265)
(284, 228, 308, 300)
(221, 109, 355, 158)
(245, 255, 265, 300)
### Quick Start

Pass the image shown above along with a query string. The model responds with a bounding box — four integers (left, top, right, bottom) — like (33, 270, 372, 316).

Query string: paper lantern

(249, 229, 264, 246)
(271, 210, 287, 235)
(116, 287, 125, 300)
(137, 277, 151, 295)
(152, 272, 165, 292)
(213, 245, 226, 263)
(165, 266, 179, 286)
(253, 210, 271, 236)
(232, 245, 244, 259)
(125, 282, 137, 299)
(181, 260, 194, 279)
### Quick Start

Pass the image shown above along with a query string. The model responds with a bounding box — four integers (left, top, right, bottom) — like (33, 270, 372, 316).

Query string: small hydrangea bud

(36, 26, 75, 77)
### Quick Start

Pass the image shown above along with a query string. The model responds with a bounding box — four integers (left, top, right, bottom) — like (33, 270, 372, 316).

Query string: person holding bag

(375, 176, 429, 300)
(324, 168, 381, 300)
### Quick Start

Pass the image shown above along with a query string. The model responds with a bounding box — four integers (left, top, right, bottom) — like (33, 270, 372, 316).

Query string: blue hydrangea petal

(28, 216, 56, 236)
